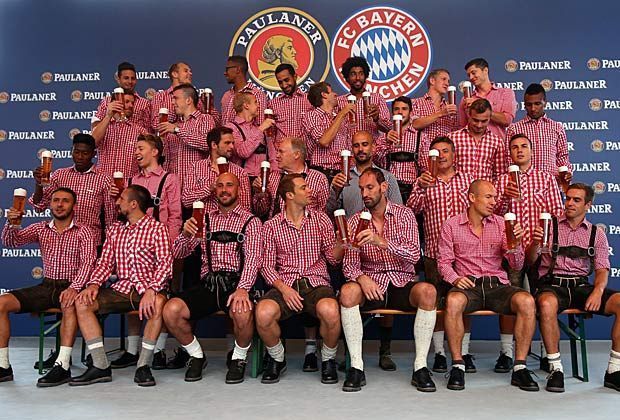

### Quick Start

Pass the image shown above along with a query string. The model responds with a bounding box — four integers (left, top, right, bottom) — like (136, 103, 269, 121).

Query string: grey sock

(86, 337, 109, 369)
(137, 339, 156, 368)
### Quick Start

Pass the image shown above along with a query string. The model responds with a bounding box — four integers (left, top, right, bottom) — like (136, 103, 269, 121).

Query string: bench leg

(38, 314, 45, 375)
(559, 314, 589, 382)
(250, 333, 264, 378)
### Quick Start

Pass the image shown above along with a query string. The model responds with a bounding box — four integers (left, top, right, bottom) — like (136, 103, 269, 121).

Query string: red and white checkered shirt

(336, 92, 391, 141)
(220, 82, 268, 126)
(375, 125, 421, 184)
(438, 212, 524, 285)
(407, 171, 474, 259)
(268, 88, 313, 147)
(458, 85, 517, 138)
(89, 215, 172, 294)
(411, 93, 459, 141)
(149, 87, 178, 131)
(302, 107, 352, 170)
(448, 127, 508, 183)
(29, 165, 116, 245)
(181, 158, 252, 211)
(343, 202, 420, 292)
(495, 166, 564, 247)
(2, 220, 97, 291)
(537, 215, 610, 277)
(161, 110, 215, 189)
(96, 118, 147, 178)
(173, 205, 262, 290)
(94, 92, 151, 131)
(261, 209, 339, 287)
(226, 116, 278, 177)
(506, 115, 572, 175)
(253, 166, 329, 218)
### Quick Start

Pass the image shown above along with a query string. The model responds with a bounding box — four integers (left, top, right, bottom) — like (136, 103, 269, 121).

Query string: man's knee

(412, 282, 437, 306)
(446, 292, 467, 314)
(536, 293, 559, 316)
(316, 298, 340, 324)
(339, 282, 362, 308)
(512, 292, 535, 314)
(255, 300, 280, 327)
(162, 297, 187, 322)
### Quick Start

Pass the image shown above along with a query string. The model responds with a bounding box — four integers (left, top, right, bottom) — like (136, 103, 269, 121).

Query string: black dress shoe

(303, 352, 318, 372)
(540, 357, 551, 373)
(463, 354, 477, 373)
(110, 351, 139, 369)
(447, 367, 465, 391)
(69, 365, 112, 386)
(84, 354, 93, 368)
(167, 347, 189, 370)
(379, 353, 397, 371)
(0, 366, 14, 383)
(184, 355, 207, 382)
(226, 349, 234, 369)
(261, 355, 287, 384)
(342, 367, 366, 392)
(511, 368, 540, 391)
(34, 349, 71, 371)
(545, 370, 565, 393)
(152, 350, 167, 370)
(134, 365, 156, 387)
(494, 352, 514, 373)
(37, 364, 71, 387)
(225, 359, 247, 384)
(432, 353, 447, 373)
(604, 370, 620, 392)
(411, 367, 436, 392)
(321, 359, 338, 384)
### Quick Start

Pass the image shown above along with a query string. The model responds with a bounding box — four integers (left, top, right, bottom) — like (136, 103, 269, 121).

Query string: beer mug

(428, 149, 440, 186)
(264, 108, 276, 138)
(540, 213, 552, 253)
(334, 209, 351, 246)
(447, 86, 456, 105)
(392, 115, 403, 147)
(113, 87, 126, 120)
(353, 211, 371, 248)
(202, 88, 214, 114)
(113, 172, 124, 198)
(347, 95, 357, 124)
(40, 150, 53, 187)
(504, 212, 519, 253)
(558, 166, 570, 193)
(362, 91, 371, 119)
(508, 165, 522, 201)
(192, 201, 205, 238)
(216, 157, 229, 174)
(11, 188, 27, 227)
(462, 81, 472, 99)
(341, 150, 351, 185)
(260, 161, 270, 193)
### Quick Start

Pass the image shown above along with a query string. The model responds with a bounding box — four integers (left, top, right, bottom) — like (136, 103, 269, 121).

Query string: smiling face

(215, 172, 239, 208)
(276, 68, 297, 96)
(117, 69, 137, 91)
(135, 140, 158, 169)
(431, 141, 455, 170)
(352, 132, 374, 165)
(50, 190, 75, 221)
(466, 64, 489, 88)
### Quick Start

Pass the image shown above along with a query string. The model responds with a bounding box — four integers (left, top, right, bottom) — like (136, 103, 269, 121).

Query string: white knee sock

(232, 341, 251, 361)
(341, 305, 364, 371)
(500, 334, 514, 358)
(321, 344, 338, 362)
(461, 333, 471, 355)
(608, 349, 620, 374)
(127, 335, 140, 355)
(414, 309, 437, 371)
(432, 331, 445, 355)
(266, 340, 285, 362)
(154, 333, 168, 352)
(56, 346, 72, 370)
(547, 352, 563, 372)
(0, 347, 9, 369)
(182, 336, 204, 359)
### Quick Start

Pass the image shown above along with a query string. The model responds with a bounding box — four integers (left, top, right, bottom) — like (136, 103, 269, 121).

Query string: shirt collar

(124, 214, 150, 230)
(458, 210, 495, 226)
(524, 114, 550, 123)
(71, 164, 96, 174)
(558, 214, 590, 230)
(140, 165, 165, 177)
(47, 218, 76, 230)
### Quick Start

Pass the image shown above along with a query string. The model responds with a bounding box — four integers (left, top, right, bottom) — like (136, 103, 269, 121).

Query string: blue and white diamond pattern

(352, 27, 410, 82)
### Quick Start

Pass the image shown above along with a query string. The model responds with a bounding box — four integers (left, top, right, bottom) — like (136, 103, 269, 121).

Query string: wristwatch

(174, 126, 180, 134)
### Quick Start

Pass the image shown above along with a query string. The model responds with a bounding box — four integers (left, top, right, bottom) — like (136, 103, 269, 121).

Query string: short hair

(125, 184, 153, 213)
(137, 134, 165, 165)
(465, 58, 489, 71)
(469, 98, 492, 114)
(72, 133, 96, 150)
(426, 68, 450, 88)
(359, 167, 386, 185)
(207, 126, 234, 148)
(307, 82, 331, 108)
(286, 137, 307, 161)
(341, 56, 370, 80)
(567, 183, 594, 204)
(467, 179, 492, 195)
(524, 83, 547, 100)
(173, 83, 199, 107)
(228, 55, 248, 74)
(117, 62, 136, 77)
(429, 136, 454, 151)
(509, 133, 532, 148)
(51, 187, 77, 204)
(275, 63, 296, 77)
(277, 173, 305, 202)
(392, 96, 412, 111)
(233, 92, 254, 114)
(168, 61, 188, 82)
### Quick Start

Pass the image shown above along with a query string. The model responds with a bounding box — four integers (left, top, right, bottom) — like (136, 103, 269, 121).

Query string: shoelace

(545, 368, 562, 380)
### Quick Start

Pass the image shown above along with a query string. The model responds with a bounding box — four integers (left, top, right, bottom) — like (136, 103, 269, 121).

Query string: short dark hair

(307, 82, 331, 108)
(117, 62, 136, 77)
(51, 187, 77, 204)
(392, 96, 412, 111)
(173, 83, 199, 107)
(430, 136, 454, 151)
(359, 167, 386, 185)
(278, 173, 305, 202)
(426, 68, 450, 88)
(509, 133, 532, 148)
(137, 134, 165, 165)
(275, 63, 295, 77)
(341, 56, 370, 80)
(465, 58, 489, 71)
(469, 98, 492, 114)
(72, 133, 96, 150)
(567, 183, 594, 204)
(228, 55, 248, 74)
(524, 83, 547, 100)
(168, 61, 188, 82)
(207, 126, 234, 148)
(125, 184, 153, 213)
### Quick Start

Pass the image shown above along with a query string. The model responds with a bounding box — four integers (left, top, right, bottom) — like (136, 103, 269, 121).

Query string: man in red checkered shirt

(340, 168, 436, 393)
(91, 62, 151, 131)
(438, 180, 538, 392)
(0, 188, 96, 387)
(149, 62, 193, 131)
(302, 81, 355, 182)
(157, 83, 215, 190)
(221, 56, 268, 126)
(163, 172, 262, 384)
(256, 174, 345, 385)
(91, 90, 148, 178)
(70, 185, 172, 388)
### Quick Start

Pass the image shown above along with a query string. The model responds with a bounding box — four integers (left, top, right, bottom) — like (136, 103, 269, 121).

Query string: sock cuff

(322, 344, 338, 352)
(266, 341, 284, 351)
(610, 349, 620, 359)
(86, 337, 104, 350)
(234, 341, 251, 350)
(341, 304, 359, 313)
(547, 352, 561, 360)
(142, 340, 156, 350)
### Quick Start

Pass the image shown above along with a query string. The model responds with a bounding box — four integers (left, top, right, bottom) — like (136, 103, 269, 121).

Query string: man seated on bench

(340, 167, 438, 393)
(438, 179, 538, 392)
(527, 183, 620, 393)
(71, 185, 172, 387)
(0, 188, 96, 387)
(163, 172, 262, 384)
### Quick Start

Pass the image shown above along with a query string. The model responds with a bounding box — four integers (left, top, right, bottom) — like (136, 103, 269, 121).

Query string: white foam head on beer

(113, 171, 124, 179)
(204, 88, 212, 94)
(341, 149, 351, 157)
(392, 114, 403, 121)
(360, 211, 372, 221)
(261, 161, 271, 169)
(509, 165, 520, 173)
(159, 107, 169, 115)
(347, 95, 356, 103)
(113, 87, 124, 94)
(216, 157, 227, 165)
(448, 86, 456, 92)
(264, 108, 274, 115)
(334, 209, 346, 217)
(504, 212, 517, 221)
(428, 149, 439, 157)
(558, 166, 569, 173)
(193, 201, 205, 209)
(540, 212, 552, 220)
(362, 91, 371, 98)
(13, 188, 27, 197)
(462, 81, 471, 88)
(41, 150, 52, 158)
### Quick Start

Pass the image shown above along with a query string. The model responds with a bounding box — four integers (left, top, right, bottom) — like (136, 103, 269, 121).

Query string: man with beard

(149, 61, 193, 130)
(0, 188, 96, 386)
(221, 56, 268, 126)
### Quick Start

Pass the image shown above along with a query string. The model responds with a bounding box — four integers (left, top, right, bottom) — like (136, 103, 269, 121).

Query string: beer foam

(13, 188, 27, 196)
(504, 212, 517, 221)
(334, 209, 346, 217)
(216, 157, 227, 164)
(261, 161, 271, 168)
(362, 91, 371, 97)
(360, 211, 372, 220)
(347, 95, 356, 102)
(264, 108, 274, 115)
(113, 171, 124, 178)
(540, 212, 552, 219)
(158, 108, 169, 114)
(462, 81, 471, 87)
(113, 87, 124, 94)
(193, 201, 205, 209)
(204, 88, 212, 94)
(41, 150, 52, 158)
(392, 114, 403, 121)
(341, 149, 351, 157)
(447, 86, 456, 92)
(509, 165, 520, 172)
(558, 166, 569, 172)
(428, 149, 439, 157)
